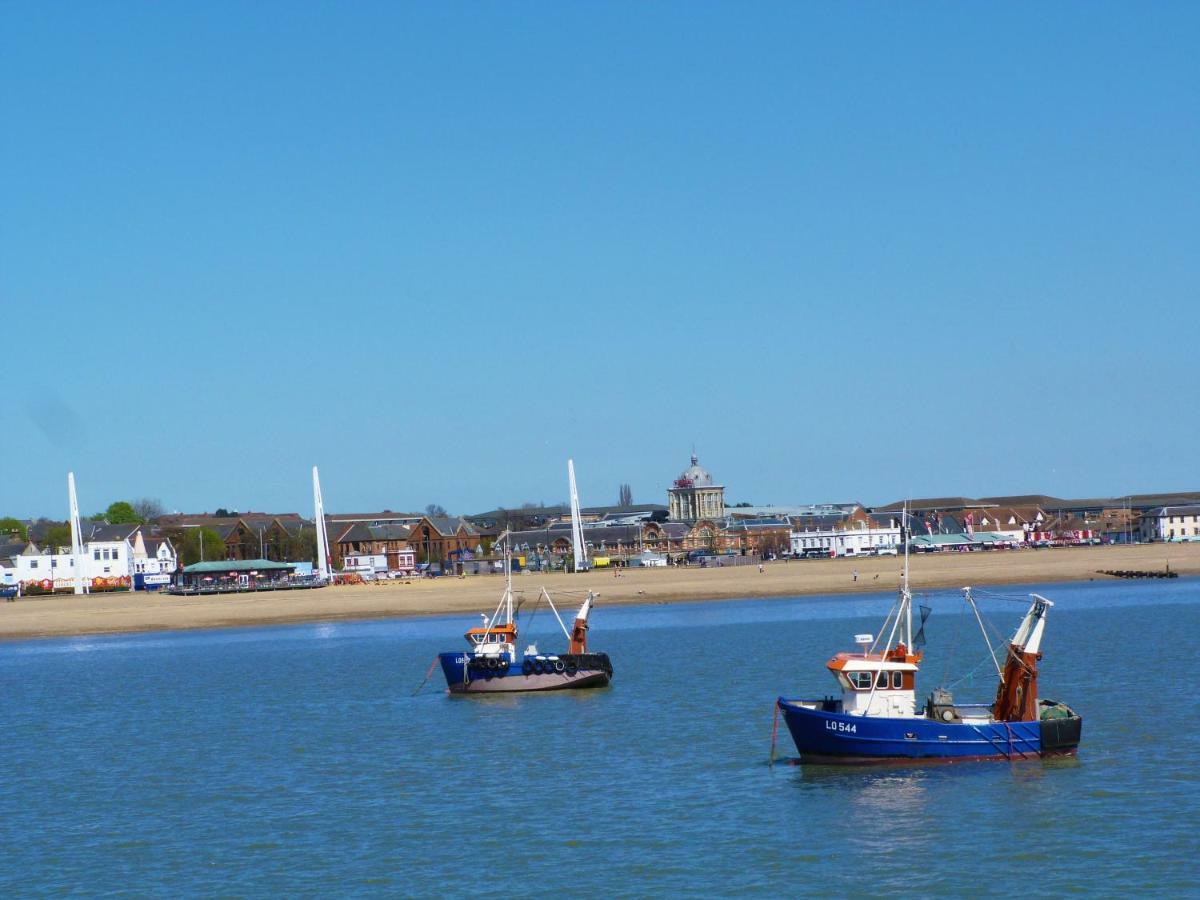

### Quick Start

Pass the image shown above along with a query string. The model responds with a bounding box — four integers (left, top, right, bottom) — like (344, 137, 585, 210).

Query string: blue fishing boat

(437, 534, 612, 695)
(776, 541, 1080, 764)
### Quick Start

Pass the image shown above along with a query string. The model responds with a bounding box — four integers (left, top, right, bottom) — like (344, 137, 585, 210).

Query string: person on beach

(852, 569, 858, 582)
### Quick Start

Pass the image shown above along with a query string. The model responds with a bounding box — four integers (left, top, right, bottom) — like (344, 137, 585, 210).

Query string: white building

(973, 507, 1043, 544)
(1139, 505, 1200, 542)
(343, 553, 389, 576)
(791, 516, 902, 558)
(12, 525, 177, 591)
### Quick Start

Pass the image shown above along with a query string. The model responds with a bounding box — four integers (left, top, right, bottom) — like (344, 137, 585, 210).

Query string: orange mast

(567, 592, 596, 654)
(991, 595, 1053, 722)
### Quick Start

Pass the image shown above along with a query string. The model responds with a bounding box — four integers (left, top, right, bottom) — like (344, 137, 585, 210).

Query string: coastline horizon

(2, 543, 1197, 642)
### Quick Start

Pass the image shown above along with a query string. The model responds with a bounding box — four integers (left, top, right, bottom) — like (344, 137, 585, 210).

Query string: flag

(915, 604, 932, 649)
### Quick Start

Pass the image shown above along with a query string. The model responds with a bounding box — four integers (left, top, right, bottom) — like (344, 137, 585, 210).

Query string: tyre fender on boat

(565, 660, 578, 677)
(521, 659, 533, 676)
(553, 660, 566, 673)
(533, 660, 545, 675)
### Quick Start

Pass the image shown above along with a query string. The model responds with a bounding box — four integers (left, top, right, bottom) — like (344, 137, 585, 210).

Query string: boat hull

(439, 652, 612, 694)
(778, 698, 1079, 764)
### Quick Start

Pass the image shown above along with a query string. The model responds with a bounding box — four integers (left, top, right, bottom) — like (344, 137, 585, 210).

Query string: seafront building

(0, 524, 177, 591)
(156, 512, 310, 561)
(790, 511, 902, 557)
(1139, 505, 1200, 542)
(667, 455, 726, 522)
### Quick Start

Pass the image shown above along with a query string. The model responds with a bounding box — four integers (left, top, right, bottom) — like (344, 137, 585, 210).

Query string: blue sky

(3, 2, 1197, 519)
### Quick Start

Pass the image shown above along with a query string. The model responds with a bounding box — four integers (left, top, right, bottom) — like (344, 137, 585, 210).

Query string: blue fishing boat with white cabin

(776, 543, 1080, 764)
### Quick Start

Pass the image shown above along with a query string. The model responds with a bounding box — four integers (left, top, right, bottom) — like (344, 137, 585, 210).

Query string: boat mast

(902, 502, 912, 646)
(568, 459, 586, 573)
(503, 529, 514, 626)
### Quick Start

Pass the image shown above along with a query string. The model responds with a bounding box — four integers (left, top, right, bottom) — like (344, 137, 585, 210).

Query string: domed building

(668, 453, 725, 523)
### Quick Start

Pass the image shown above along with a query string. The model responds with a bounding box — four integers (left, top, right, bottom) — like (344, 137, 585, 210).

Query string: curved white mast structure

(68, 471, 86, 595)
(568, 458, 586, 573)
(312, 466, 331, 581)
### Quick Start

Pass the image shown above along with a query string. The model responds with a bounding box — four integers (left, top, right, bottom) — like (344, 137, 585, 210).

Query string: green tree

(42, 523, 73, 551)
(0, 517, 28, 541)
(176, 527, 227, 566)
(282, 528, 318, 564)
(96, 501, 142, 524)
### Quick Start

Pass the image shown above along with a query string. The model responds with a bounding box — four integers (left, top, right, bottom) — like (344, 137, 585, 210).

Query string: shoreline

(2, 543, 1197, 642)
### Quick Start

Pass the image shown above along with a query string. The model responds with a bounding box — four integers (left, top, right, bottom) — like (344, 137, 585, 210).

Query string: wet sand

(2, 543, 1197, 641)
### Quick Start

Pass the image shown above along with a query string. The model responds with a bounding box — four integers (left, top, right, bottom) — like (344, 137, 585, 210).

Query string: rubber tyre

(521, 659, 533, 676)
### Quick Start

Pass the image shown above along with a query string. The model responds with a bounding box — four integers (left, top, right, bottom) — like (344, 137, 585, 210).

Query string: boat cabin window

(848, 672, 873, 690)
(876, 671, 889, 689)
(471, 635, 483, 644)
(892, 671, 903, 689)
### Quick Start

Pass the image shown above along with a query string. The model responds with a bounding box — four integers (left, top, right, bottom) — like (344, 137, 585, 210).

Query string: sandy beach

(2, 543, 1197, 641)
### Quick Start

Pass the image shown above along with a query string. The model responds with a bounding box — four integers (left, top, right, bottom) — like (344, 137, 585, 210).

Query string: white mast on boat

(504, 530, 514, 625)
(67, 471, 86, 595)
(568, 458, 586, 573)
(312, 466, 331, 581)
(902, 501, 912, 647)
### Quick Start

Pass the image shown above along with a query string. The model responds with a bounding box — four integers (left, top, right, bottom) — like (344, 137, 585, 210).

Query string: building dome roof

(676, 454, 713, 488)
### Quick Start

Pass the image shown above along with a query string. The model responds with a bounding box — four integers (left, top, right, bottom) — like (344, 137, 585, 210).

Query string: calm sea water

(2, 578, 1198, 896)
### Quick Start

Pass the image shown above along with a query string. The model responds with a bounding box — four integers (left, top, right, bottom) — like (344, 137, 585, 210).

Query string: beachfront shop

(907, 532, 1015, 552)
(172, 559, 298, 593)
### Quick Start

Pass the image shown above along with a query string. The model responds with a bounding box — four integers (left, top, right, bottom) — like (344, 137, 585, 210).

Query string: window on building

(30, 560, 38, 569)
(94, 550, 101, 560)
(112, 548, 119, 560)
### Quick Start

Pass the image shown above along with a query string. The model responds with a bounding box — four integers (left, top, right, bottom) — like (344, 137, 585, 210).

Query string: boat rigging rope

(768, 700, 780, 766)
(972, 587, 1044, 604)
(523, 590, 543, 632)
(939, 595, 967, 688)
(944, 653, 998, 690)
(411, 655, 440, 696)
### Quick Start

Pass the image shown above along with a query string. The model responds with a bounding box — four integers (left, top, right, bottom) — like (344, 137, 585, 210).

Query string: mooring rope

(411, 655, 440, 696)
(768, 700, 780, 766)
